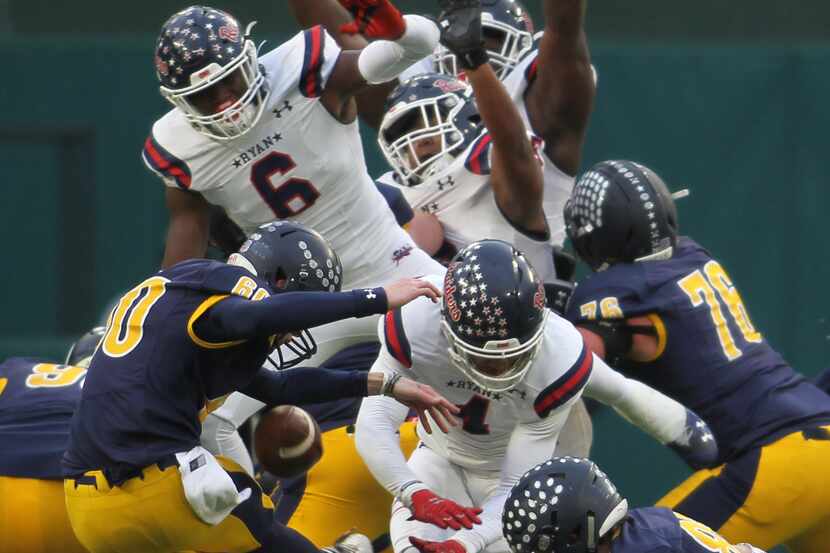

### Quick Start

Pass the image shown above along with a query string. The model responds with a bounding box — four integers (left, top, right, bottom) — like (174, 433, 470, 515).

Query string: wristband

(381, 373, 403, 396)
(457, 49, 489, 71)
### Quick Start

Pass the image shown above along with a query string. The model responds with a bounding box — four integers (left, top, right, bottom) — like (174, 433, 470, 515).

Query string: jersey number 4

(250, 151, 320, 218)
(678, 260, 762, 361)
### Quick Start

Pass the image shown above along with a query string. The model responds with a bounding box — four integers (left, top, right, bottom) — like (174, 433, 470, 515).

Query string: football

(254, 405, 323, 478)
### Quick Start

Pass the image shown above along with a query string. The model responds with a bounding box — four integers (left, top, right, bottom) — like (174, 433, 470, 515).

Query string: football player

(356, 239, 718, 553)
(502, 457, 765, 553)
(563, 160, 830, 553)
(61, 221, 458, 553)
(0, 328, 102, 553)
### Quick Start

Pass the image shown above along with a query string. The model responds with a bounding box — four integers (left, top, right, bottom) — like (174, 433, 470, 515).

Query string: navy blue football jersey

(567, 237, 830, 463)
(63, 260, 277, 480)
(0, 357, 84, 479)
(613, 507, 748, 552)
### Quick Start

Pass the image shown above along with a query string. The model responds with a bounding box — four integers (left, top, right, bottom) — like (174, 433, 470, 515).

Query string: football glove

(668, 409, 719, 470)
(408, 489, 482, 530)
(544, 279, 574, 316)
(339, 0, 406, 40)
(409, 538, 467, 553)
(437, 0, 489, 70)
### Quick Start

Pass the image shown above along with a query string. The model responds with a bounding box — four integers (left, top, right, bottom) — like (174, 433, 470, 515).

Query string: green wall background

(0, 4, 827, 544)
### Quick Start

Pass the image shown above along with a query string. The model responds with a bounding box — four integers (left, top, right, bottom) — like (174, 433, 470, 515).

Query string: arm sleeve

(237, 366, 368, 407)
(354, 319, 420, 497)
(583, 354, 687, 444)
(376, 181, 415, 227)
(195, 288, 388, 343)
(452, 410, 568, 553)
(357, 15, 440, 84)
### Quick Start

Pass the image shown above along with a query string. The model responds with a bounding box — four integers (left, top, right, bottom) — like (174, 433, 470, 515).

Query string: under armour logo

(437, 176, 455, 191)
(273, 100, 292, 118)
(364, 289, 377, 299)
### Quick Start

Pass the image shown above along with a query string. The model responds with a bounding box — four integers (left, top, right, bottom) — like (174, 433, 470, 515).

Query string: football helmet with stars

(154, 5, 269, 140)
(441, 239, 548, 393)
(378, 73, 482, 186)
(564, 160, 682, 272)
(228, 220, 343, 369)
(433, 0, 535, 80)
(503, 457, 629, 553)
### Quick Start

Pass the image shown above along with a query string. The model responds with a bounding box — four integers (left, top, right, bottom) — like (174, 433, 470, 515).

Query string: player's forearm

(357, 15, 439, 85)
(287, 0, 368, 50)
(465, 65, 538, 170)
(584, 355, 686, 444)
(200, 289, 388, 341)
(544, 0, 587, 38)
(239, 366, 370, 407)
(355, 392, 420, 495)
(162, 217, 210, 268)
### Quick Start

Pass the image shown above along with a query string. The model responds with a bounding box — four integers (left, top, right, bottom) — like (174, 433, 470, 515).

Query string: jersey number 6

(250, 151, 320, 218)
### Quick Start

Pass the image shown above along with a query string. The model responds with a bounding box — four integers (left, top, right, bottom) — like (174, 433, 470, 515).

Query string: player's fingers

(444, 515, 462, 530)
(468, 507, 483, 523)
(418, 408, 433, 434)
(428, 406, 451, 433)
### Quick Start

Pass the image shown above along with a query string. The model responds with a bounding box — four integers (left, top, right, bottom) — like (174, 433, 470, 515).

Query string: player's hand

(391, 378, 460, 434)
(384, 278, 442, 308)
(339, 0, 406, 40)
(409, 537, 467, 553)
(668, 409, 719, 470)
(408, 489, 482, 530)
(544, 279, 574, 316)
(437, 0, 489, 70)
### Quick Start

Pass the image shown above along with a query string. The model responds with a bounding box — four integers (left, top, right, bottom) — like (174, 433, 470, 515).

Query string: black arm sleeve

(195, 288, 388, 343)
(579, 319, 656, 366)
(375, 181, 415, 227)
(238, 366, 369, 406)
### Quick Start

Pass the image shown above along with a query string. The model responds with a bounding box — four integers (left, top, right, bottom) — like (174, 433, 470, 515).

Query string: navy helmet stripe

(300, 25, 326, 98)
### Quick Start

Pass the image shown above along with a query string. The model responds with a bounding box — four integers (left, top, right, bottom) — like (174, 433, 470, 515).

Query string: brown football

(254, 405, 323, 478)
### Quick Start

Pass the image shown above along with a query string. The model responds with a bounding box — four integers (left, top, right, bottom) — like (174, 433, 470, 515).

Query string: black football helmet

(441, 240, 548, 393)
(503, 457, 629, 553)
(65, 327, 106, 368)
(433, 0, 535, 80)
(155, 6, 269, 140)
(379, 73, 482, 186)
(228, 221, 343, 369)
(564, 160, 680, 272)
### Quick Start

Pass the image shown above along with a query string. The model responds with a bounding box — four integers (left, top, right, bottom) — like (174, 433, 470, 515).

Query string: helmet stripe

(533, 343, 592, 417)
(384, 309, 412, 368)
(300, 26, 325, 98)
(142, 135, 192, 189)
(464, 133, 493, 175)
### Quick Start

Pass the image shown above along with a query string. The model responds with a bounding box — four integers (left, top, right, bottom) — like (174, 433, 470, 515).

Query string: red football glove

(408, 489, 482, 530)
(339, 0, 406, 40)
(409, 537, 467, 553)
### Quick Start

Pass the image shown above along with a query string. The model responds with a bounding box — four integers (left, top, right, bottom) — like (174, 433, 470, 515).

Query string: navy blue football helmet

(434, 0, 535, 80)
(228, 220, 343, 369)
(441, 240, 548, 393)
(379, 73, 482, 186)
(503, 457, 629, 553)
(65, 327, 106, 368)
(564, 160, 681, 272)
(155, 6, 269, 140)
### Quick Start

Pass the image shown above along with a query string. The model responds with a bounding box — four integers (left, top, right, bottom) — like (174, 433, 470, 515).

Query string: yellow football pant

(281, 420, 419, 552)
(0, 476, 87, 553)
(64, 456, 302, 553)
(658, 425, 830, 552)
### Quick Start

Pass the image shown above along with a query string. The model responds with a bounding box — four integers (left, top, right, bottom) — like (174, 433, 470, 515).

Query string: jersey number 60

(250, 151, 320, 218)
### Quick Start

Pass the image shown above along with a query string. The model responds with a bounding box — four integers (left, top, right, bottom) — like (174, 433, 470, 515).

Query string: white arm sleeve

(355, 346, 422, 497)
(358, 15, 440, 84)
(583, 354, 686, 444)
(452, 408, 569, 553)
(199, 392, 266, 476)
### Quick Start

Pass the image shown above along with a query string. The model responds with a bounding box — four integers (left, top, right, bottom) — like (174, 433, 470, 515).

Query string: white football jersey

(379, 276, 592, 472)
(142, 26, 420, 289)
(502, 50, 576, 247)
(377, 131, 557, 283)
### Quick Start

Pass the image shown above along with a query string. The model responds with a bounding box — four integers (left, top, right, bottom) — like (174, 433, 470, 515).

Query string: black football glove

(437, 0, 489, 70)
(668, 409, 719, 470)
(544, 279, 574, 316)
(552, 246, 577, 282)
